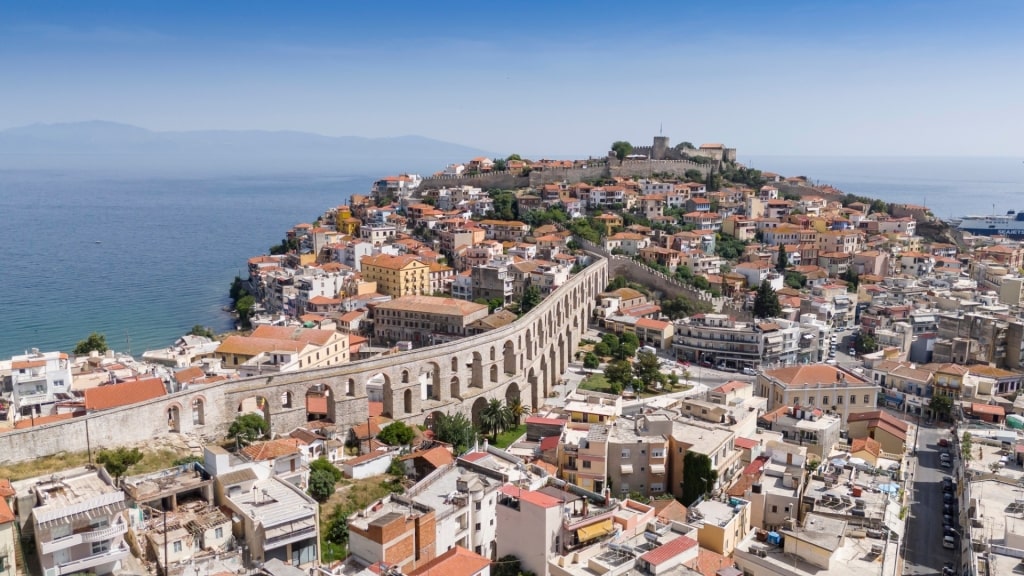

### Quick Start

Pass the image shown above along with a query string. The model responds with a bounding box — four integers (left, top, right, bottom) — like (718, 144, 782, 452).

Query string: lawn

(578, 373, 613, 393)
(493, 423, 527, 449)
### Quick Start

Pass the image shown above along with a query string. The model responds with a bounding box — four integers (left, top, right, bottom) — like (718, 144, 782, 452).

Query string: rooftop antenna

(659, 123, 663, 136)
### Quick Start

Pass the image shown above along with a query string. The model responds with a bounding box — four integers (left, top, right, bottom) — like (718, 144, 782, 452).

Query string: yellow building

(558, 423, 609, 493)
(360, 254, 430, 297)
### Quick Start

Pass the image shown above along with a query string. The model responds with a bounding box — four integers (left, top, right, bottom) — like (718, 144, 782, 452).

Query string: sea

(0, 170, 369, 360)
(2, 156, 1023, 360)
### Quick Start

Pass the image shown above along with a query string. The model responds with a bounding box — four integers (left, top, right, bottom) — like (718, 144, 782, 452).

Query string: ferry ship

(956, 211, 1024, 238)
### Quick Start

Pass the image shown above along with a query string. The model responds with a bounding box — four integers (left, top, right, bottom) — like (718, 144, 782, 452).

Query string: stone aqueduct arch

(0, 257, 609, 463)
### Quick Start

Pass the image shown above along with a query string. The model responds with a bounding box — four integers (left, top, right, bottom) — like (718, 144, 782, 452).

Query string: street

(903, 424, 956, 575)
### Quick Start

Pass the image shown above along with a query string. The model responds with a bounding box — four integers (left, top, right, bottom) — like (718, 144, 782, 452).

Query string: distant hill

(0, 121, 491, 176)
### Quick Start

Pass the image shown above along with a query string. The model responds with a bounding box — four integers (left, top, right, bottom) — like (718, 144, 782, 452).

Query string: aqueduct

(0, 256, 609, 463)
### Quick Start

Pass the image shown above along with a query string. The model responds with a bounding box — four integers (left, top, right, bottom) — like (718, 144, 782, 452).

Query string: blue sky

(2, 0, 1022, 157)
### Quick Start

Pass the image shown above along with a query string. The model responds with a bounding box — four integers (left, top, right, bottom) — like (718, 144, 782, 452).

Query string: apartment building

(373, 296, 489, 345)
(478, 220, 529, 242)
(558, 424, 609, 493)
(757, 365, 878, 424)
(672, 314, 802, 371)
(606, 415, 671, 498)
(215, 325, 349, 376)
(757, 405, 841, 459)
(403, 465, 499, 560)
(15, 467, 130, 576)
(9, 349, 72, 418)
(471, 258, 515, 306)
(360, 254, 430, 297)
(495, 487, 562, 576)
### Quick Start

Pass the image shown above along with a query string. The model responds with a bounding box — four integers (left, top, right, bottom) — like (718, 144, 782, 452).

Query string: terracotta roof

(846, 410, 909, 433)
(851, 437, 881, 459)
(216, 335, 307, 357)
(14, 413, 75, 429)
(763, 365, 867, 387)
(688, 547, 734, 576)
(12, 360, 46, 369)
(375, 295, 487, 316)
(638, 535, 699, 566)
(525, 416, 568, 426)
(408, 546, 490, 576)
(307, 395, 328, 415)
(368, 401, 384, 418)
(344, 450, 393, 467)
(0, 498, 14, 524)
(715, 380, 751, 394)
(734, 437, 759, 450)
(250, 325, 336, 346)
(539, 436, 560, 451)
(174, 366, 205, 384)
(241, 438, 301, 461)
(651, 499, 688, 524)
(0, 479, 14, 498)
(84, 377, 166, 410)
(498, 485, 561, 508)
(972, 403, 1005, 417)
(289, 428, 325, 445)
(636, 318, 671, 330)
(400, 446, 454, 469)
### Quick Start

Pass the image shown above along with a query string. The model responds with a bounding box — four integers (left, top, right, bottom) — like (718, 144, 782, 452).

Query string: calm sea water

(3, 157, 1022, 359)
(0, 171, 369, 359)
(745, 156, 1024, 220)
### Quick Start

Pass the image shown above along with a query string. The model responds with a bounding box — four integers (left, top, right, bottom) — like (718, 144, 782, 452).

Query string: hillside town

(5, 136, 1024, 576)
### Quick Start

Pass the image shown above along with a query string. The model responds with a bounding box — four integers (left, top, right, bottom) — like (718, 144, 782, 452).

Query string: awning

(577, 518, 614, 542)
(651, 464, 666, 475)
(621, 464, 633, 475)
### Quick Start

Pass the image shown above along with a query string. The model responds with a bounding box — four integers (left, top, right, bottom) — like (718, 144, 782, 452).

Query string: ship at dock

(955, 210, 1024, 238)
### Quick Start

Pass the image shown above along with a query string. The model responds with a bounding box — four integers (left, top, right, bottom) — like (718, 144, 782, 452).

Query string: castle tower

(652, 136, 669, 160)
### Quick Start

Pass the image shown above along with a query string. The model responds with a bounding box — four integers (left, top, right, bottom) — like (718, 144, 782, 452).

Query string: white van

(942, 535, 956, 549)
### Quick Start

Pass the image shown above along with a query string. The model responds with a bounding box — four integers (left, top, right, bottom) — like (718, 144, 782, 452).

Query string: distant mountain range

(0, 121, 491, 175)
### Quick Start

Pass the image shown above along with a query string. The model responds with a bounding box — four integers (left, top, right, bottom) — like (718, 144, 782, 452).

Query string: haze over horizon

(3, 0, 1023, 159)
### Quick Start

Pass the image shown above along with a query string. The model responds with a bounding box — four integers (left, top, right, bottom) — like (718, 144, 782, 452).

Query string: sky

(2, 0, 1023, 158)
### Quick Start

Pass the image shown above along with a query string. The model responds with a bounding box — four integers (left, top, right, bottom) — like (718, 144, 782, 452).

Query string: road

(903, 424, 956, 575)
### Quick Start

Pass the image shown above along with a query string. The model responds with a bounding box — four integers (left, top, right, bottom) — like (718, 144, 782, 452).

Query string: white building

(10, 349, 73, 417)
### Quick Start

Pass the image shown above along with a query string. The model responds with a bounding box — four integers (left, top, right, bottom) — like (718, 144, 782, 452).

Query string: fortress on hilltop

(419, 135, 738, 190)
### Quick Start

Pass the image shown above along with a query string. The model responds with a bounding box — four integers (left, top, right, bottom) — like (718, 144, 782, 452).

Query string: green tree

(606, 275, 629, 291)
(661, 296, 703, 320)
(229, 275, 249, 305)
(507, 397, 529, 426)
(310, 457, 344, 483)
(929, 394, 953, 421)
(854, 332, 879, 354)
(776, 245, 789, 272)
(492, 158, 508, 171)
(604, 359, 634, 389)
(841, 267, 860, 292)
(593, 342, 611, 357)
(611, 141, 633, 161)
(583, 352, 600, 369)
(96, 447, 144, 484)
(172, 455, 203, 467)
(681, 451, 718, 506)
(752, 280, 782, 319)
(962, 431, 973, 462)
(479, 398, 513, 442)
(235, 294, 257, 329)
(519, 285, 542, 314)
(615, 341, 638, 360)
(74, 332, 109, 355)
(228, 413, 269, 447)
(189, 325, 216, 339)
(308, 468, 337, 502)
(493, 555, 523, 576)
(784, 271, 806, 290)
(434, 412, 475, 454)
(620, 332, 640, 350)
(633, 351, 665, 394)
(684, 169, 703, 181)
(324, 508, 349, 548)
(506, 154, 523, 162)
(378, 421, 415, 446)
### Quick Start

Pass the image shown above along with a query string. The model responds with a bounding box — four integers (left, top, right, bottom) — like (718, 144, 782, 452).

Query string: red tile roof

(408, 546, 490, 576)
(368, 401, 384, 418)
(307, 395, 328, 415)
(688, 547, 734, 576)
(651, 499, 688, 524)
(638, 535, 699, 566)
(851, 437, 881, 459)
(241, 438, 301, 461)
(539, 436, 560, 451)
(0, 498, 14, 524)
(499, 485, 561, 508)
(0, 479, 14, 498)
(14, 413, 75, 429)
(84, 377, 166, 410)
(174, 366, 205, 385)
(734, 437, 759, 450)
(972, 403, 1005, 417)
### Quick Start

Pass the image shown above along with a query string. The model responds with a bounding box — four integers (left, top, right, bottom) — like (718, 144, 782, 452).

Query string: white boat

(957, 211, 1024, 238)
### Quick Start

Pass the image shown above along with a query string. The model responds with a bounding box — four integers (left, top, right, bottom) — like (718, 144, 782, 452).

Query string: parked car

(939, 438, 950, 448)
(742, 367, 757, 376)
(942, 562, 955, 576)
(941, 459, 952, 468)
(943, 492, 955, 503)
(940, 452, 951, 462)
(942, 535, 956, 549)
(943, 514, 954, 526)
(849, 348, 857, 356)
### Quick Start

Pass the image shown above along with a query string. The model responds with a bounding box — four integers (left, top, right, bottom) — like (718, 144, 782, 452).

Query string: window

(92, 540, 110, 555)
(621, 449, 631, 458)
(823, 396, 829, 405)
(864, 395, 870, 404)
(837, 396, 843, 404)
(850, 395, 856, 404)
(772, 505, 777, 513)
(215, 527, 224, 539)
(582, 461, 592, 469)
(651, 483, 664, 493)
(172, 540, 183, 553)
(90, 517, 109, 530)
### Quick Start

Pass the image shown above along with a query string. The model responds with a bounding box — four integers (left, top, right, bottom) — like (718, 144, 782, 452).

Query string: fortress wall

(0, 256, 610, 464)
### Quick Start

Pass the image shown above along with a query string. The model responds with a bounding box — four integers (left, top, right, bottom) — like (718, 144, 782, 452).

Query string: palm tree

(507, 398, 530, 426)
(480, 398, 513, 442)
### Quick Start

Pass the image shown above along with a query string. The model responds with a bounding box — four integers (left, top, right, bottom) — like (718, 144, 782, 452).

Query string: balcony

(41, 520, 129, 554)
(44, 543, 129, 576)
